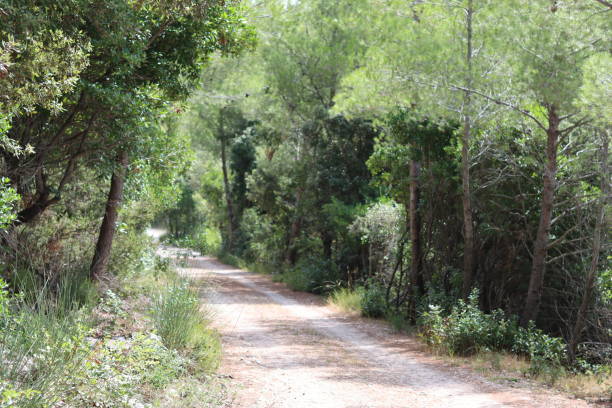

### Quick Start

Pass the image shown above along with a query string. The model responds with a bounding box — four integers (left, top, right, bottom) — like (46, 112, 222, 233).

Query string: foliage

(360, 281, 387, 318)
(67, 333, 186, 407)
(0, 179, 19, 230)
(283, 257, 339, 294)
(420, 290, 567, 373)
(420, 290, 517, 356)
(0, 280, 90, 408)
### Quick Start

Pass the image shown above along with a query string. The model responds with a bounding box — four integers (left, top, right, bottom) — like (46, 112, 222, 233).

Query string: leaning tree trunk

(461, 0, 476, 300)
(568, 133, 609, 359)
(520, 106, 560, 327)
(90, 151, 129, 281)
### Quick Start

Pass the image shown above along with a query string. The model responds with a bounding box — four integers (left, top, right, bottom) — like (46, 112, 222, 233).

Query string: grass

(327, 287, 363, 315)
(151, 278, 221, 372)
(0, 278, 90, 408)
(431, 349, 612, 402)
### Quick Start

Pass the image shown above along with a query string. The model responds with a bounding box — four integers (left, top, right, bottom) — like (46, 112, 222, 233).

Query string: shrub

(420, 290, 518, 355)
(109, 229, 155, 278)
(420, 289, 568, 372)
(66, 333, 186, 407)
(386, 310, 412, 333)
(513, 323, 567, 374)
(361, 282, 387, 318)
(195, 227, 222, 256)
(282, 267, 311, 292)
(283, 257, 339, 294)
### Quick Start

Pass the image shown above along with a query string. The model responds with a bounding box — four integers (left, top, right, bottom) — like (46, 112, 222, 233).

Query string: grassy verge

(440, 350, 611, 402)
(0, 242, 229, 408)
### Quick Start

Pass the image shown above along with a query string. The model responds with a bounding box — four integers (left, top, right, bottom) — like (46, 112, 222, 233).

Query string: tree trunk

(520, 106, 560, 326)
(220, 136, 235, 251)
(568, 132, 609, 359)
(461, 0, 476, 299)
(15, 195, 57, 225)
(409, 159, 424, 296)
(286, 217, 302, 266)
(285, 189, 303, 265)
(90, 151, 129, 281)
(322, 231, 333, 260)
(14, 169, 59, 225)
(408, 159, 424, 322)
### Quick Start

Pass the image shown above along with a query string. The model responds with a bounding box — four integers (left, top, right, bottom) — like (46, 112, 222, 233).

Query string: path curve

(172, 252, 592, 408)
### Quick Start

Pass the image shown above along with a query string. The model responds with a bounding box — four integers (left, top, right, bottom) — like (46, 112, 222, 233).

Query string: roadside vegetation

(329, 287, 611, 400)
(0, 232, 228, 407)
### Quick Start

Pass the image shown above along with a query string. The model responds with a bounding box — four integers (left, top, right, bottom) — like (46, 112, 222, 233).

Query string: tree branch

(450, 85, 548, 131)
(593, 0, 612, 10)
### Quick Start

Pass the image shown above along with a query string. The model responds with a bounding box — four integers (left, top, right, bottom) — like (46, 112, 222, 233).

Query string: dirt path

(173, 253, 592, 408)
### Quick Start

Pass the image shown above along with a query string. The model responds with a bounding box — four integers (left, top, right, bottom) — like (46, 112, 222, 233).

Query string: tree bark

(322, 231, 333, 260)
(520, 106, 560, 326)
(90, 151, 129, 281)
(409, 159, 424, 296)
(568, 132, 609, 359)
(285, 189, 303, 266)
(408, 159, 424, 322)
(461, 0, 476, 300)
(14, 169, 59, 225)
(220, 136, 236, 251)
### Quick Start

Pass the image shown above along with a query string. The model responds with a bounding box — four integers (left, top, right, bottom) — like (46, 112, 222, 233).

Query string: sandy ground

(151, 248, 600, 408)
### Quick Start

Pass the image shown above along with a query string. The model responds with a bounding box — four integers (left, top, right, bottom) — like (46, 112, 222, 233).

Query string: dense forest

(0, 0, 610, 406)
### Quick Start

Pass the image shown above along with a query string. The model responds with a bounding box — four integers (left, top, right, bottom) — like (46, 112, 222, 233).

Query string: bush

(420, 289, 568, 371)
(420, 290, 518, 355)
(360, 282, 387, 318)
(513, 323, 567, 374)
(109, 229, 155, 277)
(66, 333, 186, 407)
(283, 257, 339, 294)
(195, 227, 222, 255)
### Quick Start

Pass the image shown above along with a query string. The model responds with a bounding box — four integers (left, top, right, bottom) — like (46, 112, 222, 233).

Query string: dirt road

(174, 253, 591, 408)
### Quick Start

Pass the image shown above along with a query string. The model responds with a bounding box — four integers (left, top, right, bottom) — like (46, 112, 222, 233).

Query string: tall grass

(327, 287, 364, 315)
(0, 279, 89, 407)
(151, 279, 220, 372)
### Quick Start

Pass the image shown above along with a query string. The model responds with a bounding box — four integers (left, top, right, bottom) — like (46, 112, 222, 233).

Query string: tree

(568, 132, 608, 359)
(368, 109, 459, 317)
(1, 0, 254, 279)
(487, 0, 609, 326)
(337, 0, 506, 299)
